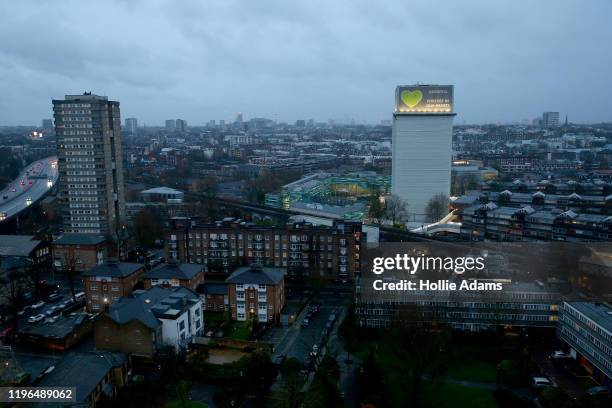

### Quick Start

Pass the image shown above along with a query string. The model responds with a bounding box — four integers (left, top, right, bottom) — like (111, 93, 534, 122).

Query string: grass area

(425, 383, 498, 408)
(446, 357, 497, 383)
(228, 322, 251, 340)
(166, 400, 209, 408)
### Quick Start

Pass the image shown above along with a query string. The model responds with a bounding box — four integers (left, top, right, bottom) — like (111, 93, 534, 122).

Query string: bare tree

(384, 194, 408, 225)
(0, 257, 33, 330)
(61, 252, 80, 301)
(425, 193, 449, 223)
(367, 196, 386, 225)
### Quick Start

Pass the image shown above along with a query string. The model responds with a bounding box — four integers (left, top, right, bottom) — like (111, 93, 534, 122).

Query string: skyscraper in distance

(165, 119, 176, 130)
(391, 84, 455, 222)
(542, 112, 559, 128)
(125, 117, 138, 134)
(53, 93, 126, 236)
(42, 118, 53, 130)
(176, 119, 188, 133)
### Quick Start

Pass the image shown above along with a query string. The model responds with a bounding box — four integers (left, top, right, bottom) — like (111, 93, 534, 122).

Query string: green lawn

(228, 322, 251, 340)
(425, 383, 498, 408)
(166, 400, 209, 408)
(446, 358, 498, 383)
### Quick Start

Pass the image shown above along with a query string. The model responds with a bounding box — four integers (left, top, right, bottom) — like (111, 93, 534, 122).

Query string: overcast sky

(1, 0, 611, 126)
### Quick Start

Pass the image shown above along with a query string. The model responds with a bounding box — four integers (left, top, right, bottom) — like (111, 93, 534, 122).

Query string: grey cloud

(0, 0, 611, 125)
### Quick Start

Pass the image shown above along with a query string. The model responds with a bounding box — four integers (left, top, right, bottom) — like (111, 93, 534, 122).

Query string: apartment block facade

(82, 261, 146, 312)
(558, 302, 612, 387)
(166, 218, 364, 281)
(53, 93, 126, 235)
(226, 266, 285, 323)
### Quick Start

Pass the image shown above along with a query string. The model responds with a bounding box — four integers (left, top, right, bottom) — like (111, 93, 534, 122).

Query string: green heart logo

(401, 89, 423, 108)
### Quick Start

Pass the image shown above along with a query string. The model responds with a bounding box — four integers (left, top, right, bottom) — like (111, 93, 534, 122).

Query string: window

(179, 321, 185, 331)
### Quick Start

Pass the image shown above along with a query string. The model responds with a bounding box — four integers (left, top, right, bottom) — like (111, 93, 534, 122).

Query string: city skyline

(1, 0, 612, 126)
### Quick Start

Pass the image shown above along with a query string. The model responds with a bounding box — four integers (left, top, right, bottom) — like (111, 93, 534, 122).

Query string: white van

(74, 292, 85, 302)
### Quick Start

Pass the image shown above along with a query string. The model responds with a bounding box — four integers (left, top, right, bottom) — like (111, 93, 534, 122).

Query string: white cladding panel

(391, 114, 453, 222)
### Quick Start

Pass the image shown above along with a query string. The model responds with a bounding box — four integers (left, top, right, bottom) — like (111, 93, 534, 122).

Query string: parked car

(587, 386, 610, 396)
(28, 314, 45, 323)
(47, 292, 62, 303)
(532, 376, 556, 388)
(31, 301, 45, 310)
(301, 318, 310, 328)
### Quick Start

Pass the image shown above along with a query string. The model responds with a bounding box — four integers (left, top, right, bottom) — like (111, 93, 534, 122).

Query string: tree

(132, 209, 164, 249)
(197, 176, 219, 198)
(424, 193, 449, 223)
(452, 173, 478, 195)
(274, 358, 304, 408)
(61, 252, 80, 301)
(0, 257, 32, 330)
(384, 194, 408, 225)
(384, 309, 451, 408)
(367, 196, 386, 225)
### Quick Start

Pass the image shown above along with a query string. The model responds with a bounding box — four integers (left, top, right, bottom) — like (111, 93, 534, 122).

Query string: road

(0, 156, 58, 222)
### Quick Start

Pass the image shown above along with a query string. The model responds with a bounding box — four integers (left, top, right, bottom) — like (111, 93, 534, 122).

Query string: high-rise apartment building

(391, 85, 455, 222)
(175, 119, 188, 133)
(542, 111, 560, 128)
(124, 118, 138, 134)
(165, 119, 176, 130)
(52, 93, 126, 236)
(42, 118, 53, 131)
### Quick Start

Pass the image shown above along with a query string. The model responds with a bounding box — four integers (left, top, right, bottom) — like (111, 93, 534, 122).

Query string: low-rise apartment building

(226, 266, 285, 323)
(167, 217, 363, 281)
(52, 234, 107, 271)
(82, 261, 146, 312)
(143, 261, 205, 291)
(0, 235, 51, 266)
(94, 286, 203, 357)
(558, 302, 612, 388)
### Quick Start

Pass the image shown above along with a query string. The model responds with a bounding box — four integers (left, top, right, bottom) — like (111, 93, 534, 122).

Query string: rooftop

(0, 235, 42, 257)
(54, 233, 106, 246)
(566, 302, 612, 333)
(106, 286, 199, 329)
(226, 266, 285, 285)
(145, 262, 203, 281)
(81, 262, 144, 278)
(38, 351, 126, 404)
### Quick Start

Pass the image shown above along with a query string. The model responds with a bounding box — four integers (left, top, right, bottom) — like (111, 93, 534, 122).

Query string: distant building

(139, 186, 184, 203)
(165, 119, 176, 130)
(392, 85, 455, 222)
(542, 111, 560, 128)
(41, 118, 53, 130)
(82, 261, 146, 312)
(143, 261, 205, 291)
(38, 351, 129, 406)
(176, 119, 188, 133)
(226, 265, 285, 323)
(295, 120, 306, 128)
(53, 93, 126, 235)
(235, 113, 243, 124)
(199, 282, 228, 312)
(94, 286, 203, 356)
(52, 234, 108, 272)
(125, 117, 138, 134)
(558, 302, 612, 387)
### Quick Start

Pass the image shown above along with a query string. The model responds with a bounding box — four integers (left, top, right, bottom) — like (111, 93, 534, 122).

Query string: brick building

(166, 218, 364, 282)
(143, 261, 205, 291)
(52, 234, 107, 272)
(81, 261, 146, 312)
(226, 266, 285, 323)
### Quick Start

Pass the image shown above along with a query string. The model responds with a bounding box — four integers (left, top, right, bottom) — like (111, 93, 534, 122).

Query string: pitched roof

(226, 266, 285, 285)
(106, 286, 199, 329)
(82, 262, 144, 278)
(145, 262, 203, 281)
(0, 235, 42, 257)
(54, 233, 106, 246)
(38, 351, 127, 404)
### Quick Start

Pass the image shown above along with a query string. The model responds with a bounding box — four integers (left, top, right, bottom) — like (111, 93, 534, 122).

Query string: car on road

(587, 386, 610, 397)
(74, 292, 85, 302)
(28, 314, 45, 323)
(531, 376, 556, 389)
(0, 212, 6, 221)
(47, 292, 62, 303)
(301, 318, 310, 328)
(550, 350, 571, 360)
(31, 300, 45, 310)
